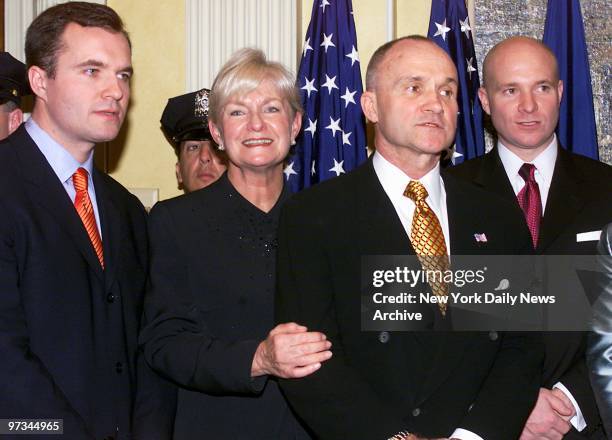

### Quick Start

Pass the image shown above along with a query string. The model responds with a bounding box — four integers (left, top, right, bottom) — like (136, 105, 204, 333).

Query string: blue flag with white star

(543, 0, 598, 159)
(285, 0, 367, 191)
(427, 0, 485, 165)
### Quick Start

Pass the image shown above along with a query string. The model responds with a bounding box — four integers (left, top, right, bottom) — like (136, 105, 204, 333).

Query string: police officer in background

(0, 52, 31, 140)
(161, 88, 227, 193)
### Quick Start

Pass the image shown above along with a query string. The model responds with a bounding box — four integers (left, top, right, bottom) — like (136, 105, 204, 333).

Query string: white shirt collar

(497, 135, 557, 187)
(372, 151, 443, 212)
(25, 117, 95, 184)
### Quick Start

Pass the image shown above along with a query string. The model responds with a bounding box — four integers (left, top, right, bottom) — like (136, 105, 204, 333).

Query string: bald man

(450, 36, 612, 439)
(277, 35, 542, 440)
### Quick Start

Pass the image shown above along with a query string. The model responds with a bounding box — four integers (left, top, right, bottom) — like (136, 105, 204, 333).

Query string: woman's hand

(251, 322, 332, 378)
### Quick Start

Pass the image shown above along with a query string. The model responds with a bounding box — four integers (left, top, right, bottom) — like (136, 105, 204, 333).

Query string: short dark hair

(25, 2, 130, 78)
(365, 35, 432, 90)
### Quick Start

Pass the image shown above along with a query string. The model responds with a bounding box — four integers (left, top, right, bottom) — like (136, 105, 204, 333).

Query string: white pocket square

(576, 230, 601, 242)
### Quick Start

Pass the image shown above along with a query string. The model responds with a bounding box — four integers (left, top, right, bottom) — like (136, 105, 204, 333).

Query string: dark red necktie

(517, 163, 542, 248)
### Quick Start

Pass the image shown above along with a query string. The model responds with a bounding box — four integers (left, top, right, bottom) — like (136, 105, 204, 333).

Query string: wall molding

(4, 0, 106, 61)
(186, 0, 297, 92)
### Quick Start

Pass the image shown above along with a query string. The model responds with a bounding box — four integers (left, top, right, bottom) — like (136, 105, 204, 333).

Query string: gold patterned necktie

(73, 168, 104, 268)
(404, 181, 449, 316)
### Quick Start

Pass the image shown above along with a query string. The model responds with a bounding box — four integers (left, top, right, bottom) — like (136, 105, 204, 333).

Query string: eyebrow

(226, 96, 282, 106)
(396, 75, 458, 86)
(75, 59, 133, 75)
(495, 78, 553, 88)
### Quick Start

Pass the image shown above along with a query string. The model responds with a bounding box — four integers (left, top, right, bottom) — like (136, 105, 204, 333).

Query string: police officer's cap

(160, 88, 212, 147)
(0, 52, 31, 105)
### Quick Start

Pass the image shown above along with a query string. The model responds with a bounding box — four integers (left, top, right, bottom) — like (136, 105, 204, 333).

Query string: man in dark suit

(449, 36, 612, 439)
(276, 35, 542, 440)
(0, 3, 173, 439)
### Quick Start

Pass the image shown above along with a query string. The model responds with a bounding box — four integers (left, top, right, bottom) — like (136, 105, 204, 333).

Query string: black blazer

(449, 146, 612, 439)
(0, 126, 174, 440)
(140, 174, 310, 439)
(275, 159, 543, 440)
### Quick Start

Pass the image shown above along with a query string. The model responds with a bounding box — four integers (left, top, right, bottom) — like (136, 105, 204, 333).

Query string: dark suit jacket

(0, 126, 174, 440)
(449, 146, 612, 439)
(140, 174, 310, 439)
(275, 159, 543, 440)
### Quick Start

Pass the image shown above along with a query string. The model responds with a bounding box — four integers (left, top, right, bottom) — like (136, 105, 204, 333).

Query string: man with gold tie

(0, 3, 173, 439)
(275, 35, 542, 440)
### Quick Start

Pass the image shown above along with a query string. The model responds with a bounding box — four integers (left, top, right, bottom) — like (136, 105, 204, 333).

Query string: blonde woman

(140, 49, 330, 439)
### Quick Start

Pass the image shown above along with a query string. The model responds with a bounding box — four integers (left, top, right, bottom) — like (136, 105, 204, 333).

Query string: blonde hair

(208, 48, 302, 125)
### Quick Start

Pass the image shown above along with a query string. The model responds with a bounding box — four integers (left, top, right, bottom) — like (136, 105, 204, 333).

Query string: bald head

(365, 35, 452, 91)
(482, 36, 559, 89)
(478, 35, 563, 161)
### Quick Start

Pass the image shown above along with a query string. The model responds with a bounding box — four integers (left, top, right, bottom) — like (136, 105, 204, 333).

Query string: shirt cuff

(553, 382, 586, 431)
(450, 428, 485, 440)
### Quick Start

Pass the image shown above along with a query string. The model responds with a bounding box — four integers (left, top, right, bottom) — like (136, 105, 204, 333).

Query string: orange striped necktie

(404, 180, 449, 316)
(73, 168, 104, 268)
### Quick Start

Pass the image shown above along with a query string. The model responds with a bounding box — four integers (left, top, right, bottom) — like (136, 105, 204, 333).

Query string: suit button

(107, 293, 115, 303)
(412, 407, 421, 417)
(488, 331, 498, 341)
(115, 362, 123, 374)
(378, 331, 390, 343)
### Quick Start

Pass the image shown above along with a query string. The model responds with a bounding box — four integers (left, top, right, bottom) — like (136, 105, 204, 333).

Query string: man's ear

(360, 91, 378, 123)
(175, 162, 184, 188)
(556, 79, 564, 105)
(8, 108, 23, 135)
(478, 87, 491, 116)
(28, 66, 49, 101)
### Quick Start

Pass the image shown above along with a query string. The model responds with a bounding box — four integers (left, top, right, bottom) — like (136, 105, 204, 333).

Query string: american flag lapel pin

(474, 233, 488, 243)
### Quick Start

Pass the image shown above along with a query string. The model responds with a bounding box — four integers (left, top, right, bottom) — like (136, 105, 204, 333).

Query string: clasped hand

(251, 322, 332, 378)
(519, 387, 576, 440)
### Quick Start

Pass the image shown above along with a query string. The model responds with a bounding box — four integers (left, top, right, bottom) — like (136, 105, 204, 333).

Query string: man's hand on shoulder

(519, 387, 575, 440)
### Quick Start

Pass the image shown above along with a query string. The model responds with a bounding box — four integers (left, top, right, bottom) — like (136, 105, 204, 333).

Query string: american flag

(284, 0, 367, 192)
(543, 0, 599, 159)
(427, 0, 485, 165)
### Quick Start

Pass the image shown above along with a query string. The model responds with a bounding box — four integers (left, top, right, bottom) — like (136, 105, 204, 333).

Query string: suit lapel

(356, 160, 414, 255)
(15, 127, 104, 280)
(538, 148, 585, 252)
(472, 148, 517, 204)
(93, 170, 122, 291)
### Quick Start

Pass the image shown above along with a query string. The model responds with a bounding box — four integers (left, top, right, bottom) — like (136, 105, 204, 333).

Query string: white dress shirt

(372, 151, 450, 251)
(373, 151, 483, 440)
(497, 136, 557, 214)
(497, 136, 586, 432)
(25, 118, 102, 238)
